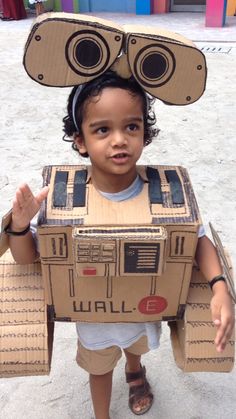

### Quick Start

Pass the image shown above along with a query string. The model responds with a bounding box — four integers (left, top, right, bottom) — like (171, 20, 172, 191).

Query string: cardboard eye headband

(23, 13, 207, 105)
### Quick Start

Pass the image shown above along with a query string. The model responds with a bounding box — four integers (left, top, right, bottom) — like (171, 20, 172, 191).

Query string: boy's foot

(125, 365, 153, 415)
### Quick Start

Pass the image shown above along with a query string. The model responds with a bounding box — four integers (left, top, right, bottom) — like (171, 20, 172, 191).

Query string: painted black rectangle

(165, 170, 184, 205)
(124, 242, 160, 273)
(73, 170, 87, 207)
(53, 171, 68, 207)
(146, 166, 163, 204)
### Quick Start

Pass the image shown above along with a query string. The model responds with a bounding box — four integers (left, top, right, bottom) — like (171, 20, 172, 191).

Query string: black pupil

(142, 53, 167, 79)
(75, 39, 101, 67)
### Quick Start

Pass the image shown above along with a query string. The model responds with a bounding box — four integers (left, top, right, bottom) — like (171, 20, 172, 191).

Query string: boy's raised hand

(11, 183, 49, 230)
(210, 287, 235, 352)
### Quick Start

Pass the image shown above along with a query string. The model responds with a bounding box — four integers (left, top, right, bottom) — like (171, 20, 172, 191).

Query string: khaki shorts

(76, 335, 150, 375)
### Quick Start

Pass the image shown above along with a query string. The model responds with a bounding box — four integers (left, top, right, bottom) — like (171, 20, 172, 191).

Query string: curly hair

(62, 71, 159, 158)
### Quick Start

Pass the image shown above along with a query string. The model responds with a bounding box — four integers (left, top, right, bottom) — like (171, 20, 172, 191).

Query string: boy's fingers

(36, 186, 49, 203)
(214, 319, 233, 351)
(12, 197, 22, 213)
(211, 304, 221, 325)
(21, 183, 34, 202)
(15, 188, 25, 207)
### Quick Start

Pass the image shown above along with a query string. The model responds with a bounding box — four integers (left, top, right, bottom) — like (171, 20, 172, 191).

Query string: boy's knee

(76, 339, 122, 375)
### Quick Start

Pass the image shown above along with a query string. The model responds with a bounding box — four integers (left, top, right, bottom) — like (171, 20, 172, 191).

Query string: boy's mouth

(112, 153, 128, 158)
(110, 152, 130, 164)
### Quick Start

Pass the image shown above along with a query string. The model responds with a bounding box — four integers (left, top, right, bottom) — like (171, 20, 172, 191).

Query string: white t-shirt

(76, 176, 205, 351)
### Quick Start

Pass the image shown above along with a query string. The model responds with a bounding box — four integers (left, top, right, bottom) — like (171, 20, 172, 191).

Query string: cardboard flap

(169, 260, 235, 373)
(168, 321, 185, 370)
(0, 209, 12, 257)
(209, 223, 236, 303)
(0, 250, 53, 378)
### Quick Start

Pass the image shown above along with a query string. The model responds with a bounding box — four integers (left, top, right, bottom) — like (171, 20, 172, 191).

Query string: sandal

(125, 364, 154, 415)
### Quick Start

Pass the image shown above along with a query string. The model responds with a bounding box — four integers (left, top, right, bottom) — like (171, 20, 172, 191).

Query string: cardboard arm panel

(169, 244, 235, 373)
(209, 223, 236, 303)
(0, 209, 12, 257)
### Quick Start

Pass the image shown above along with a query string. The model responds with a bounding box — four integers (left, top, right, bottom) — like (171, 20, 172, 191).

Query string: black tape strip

(53, 171, 68, 207)
(165, 170, 184, 205)
(146, 166, 163, 204)
(73, 170, 87, 207)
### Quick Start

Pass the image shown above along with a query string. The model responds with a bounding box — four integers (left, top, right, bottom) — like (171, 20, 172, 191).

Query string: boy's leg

(90, 370, 113, 419)
(124, 336, 153, 415)
(76, 340, 122, 419)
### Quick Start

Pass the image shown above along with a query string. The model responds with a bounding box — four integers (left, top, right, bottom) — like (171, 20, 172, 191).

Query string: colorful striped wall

(226, 0, 236, 15)
(205, 0, 227, 27)
(54, 0, 79, 12)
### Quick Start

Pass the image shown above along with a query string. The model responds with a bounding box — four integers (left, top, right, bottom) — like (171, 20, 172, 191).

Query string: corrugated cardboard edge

(0, 209, 11, 257)
(169, 322, 234, 372)
(0, 250, 54, 378)
(169, 236, 235, 373)
(210, 223, 236, 303)
(31, 12, 124, 32)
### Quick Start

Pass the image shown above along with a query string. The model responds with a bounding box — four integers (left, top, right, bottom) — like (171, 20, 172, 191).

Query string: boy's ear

(74, 133, 87, 154)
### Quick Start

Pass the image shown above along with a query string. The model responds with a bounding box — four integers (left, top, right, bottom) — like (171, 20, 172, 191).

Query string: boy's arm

(8, 183, 49, 264)
(195, 235, 235, 352)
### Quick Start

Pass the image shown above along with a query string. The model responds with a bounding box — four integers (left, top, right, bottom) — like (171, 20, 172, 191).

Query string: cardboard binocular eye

(24, 14, 207, 105)
(24, 14, 124, 86)
(123, 27, 206, 105)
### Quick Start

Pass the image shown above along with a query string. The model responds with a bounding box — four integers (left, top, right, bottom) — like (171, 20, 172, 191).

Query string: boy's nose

(111, 131, 127, 147)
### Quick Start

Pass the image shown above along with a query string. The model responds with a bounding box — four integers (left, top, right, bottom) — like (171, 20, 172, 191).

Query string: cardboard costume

(0, 13, 235, 377)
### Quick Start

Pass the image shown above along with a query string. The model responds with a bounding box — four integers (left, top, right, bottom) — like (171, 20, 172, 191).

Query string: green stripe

(73, 0, 79, 12)
(54, 0, 62, 11)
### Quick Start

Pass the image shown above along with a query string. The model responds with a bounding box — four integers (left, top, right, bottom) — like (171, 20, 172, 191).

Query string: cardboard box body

(37, 164, 201, 322)
(0, 251, 53, 378)
(0, 165, 235, 374)
(169, 265, 235, 372)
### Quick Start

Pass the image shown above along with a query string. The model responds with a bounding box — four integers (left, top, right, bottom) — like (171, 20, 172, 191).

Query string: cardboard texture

(0, 210, 11, 257)
(36, 164, 201, 323)
(23, 13, 207, 105)
(0, 165, 235, 373)
(0, 250, 53, 378)
(169, 262, 235, 373)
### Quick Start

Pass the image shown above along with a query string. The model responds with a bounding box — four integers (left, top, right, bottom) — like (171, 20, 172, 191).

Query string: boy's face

(74, 87, 145, 192)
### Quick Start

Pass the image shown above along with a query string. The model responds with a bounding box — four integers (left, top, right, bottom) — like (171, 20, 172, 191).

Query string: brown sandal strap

(128, 375, 154, 415)
(125, 365, 146, 383)
(129, 381, 151, 399)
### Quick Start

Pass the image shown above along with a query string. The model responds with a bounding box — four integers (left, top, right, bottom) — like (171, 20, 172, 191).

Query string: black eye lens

(142, 53, 168, 80)
(75, 39, 101, 68)
(65, 30, 110, 77)
(131, 43, 176, 88)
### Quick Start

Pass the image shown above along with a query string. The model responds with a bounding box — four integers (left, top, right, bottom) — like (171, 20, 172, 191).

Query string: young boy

(8, 72, 235, 418)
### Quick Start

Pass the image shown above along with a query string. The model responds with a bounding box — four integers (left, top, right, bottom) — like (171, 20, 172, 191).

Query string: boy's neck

(91, 168, 138, 193)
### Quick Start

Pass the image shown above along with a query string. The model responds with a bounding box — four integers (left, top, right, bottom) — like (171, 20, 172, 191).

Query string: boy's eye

(128, 123, 138, 131)
(97, 126, 108, 134)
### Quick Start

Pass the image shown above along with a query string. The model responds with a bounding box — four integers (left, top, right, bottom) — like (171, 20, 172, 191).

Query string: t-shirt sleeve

(30, 219, 39, 253)
(198, 224, 206, 238)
